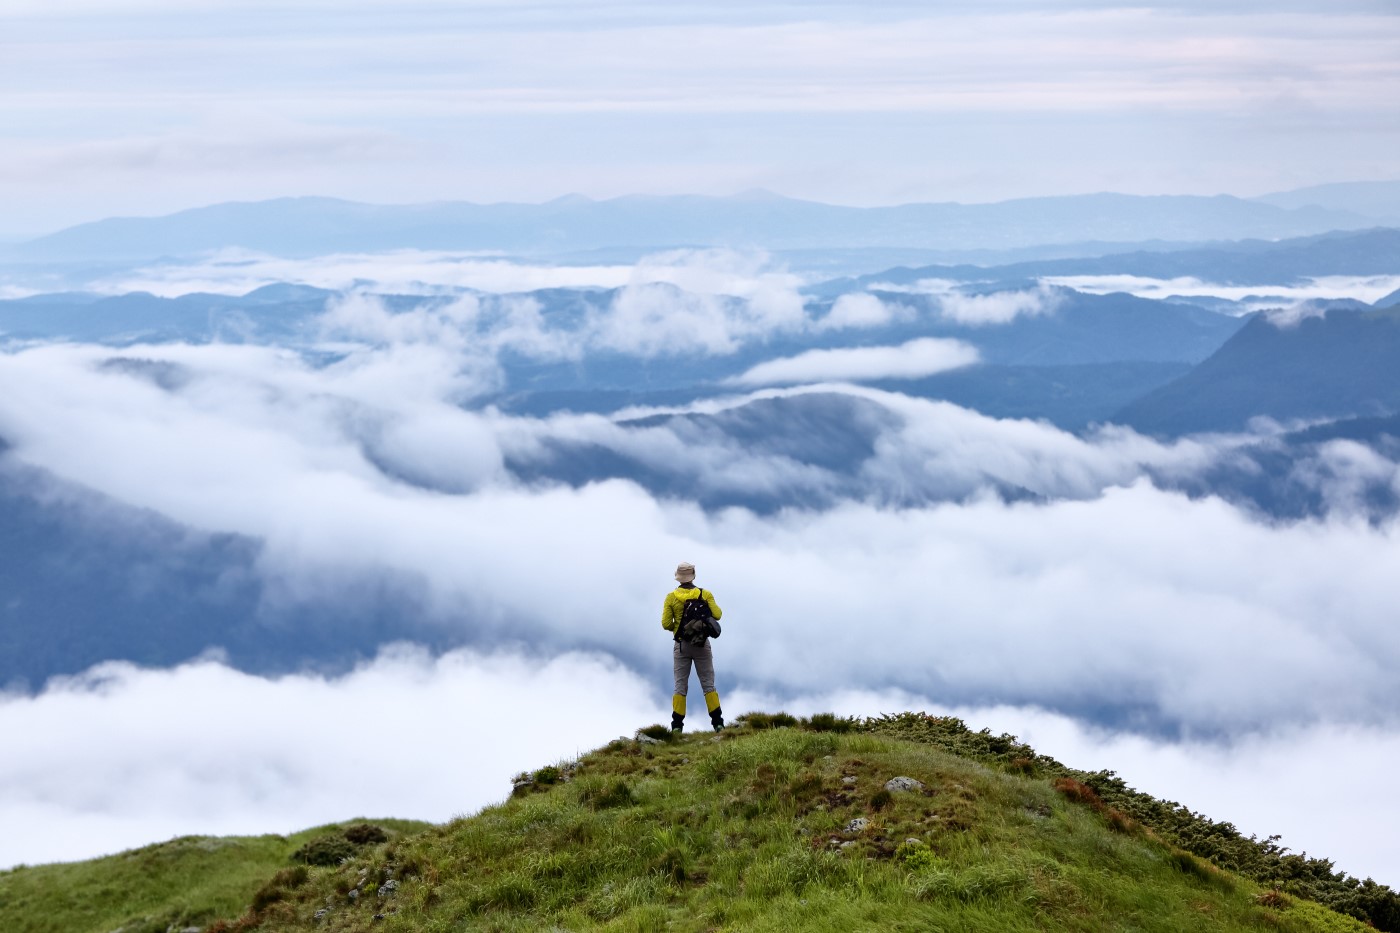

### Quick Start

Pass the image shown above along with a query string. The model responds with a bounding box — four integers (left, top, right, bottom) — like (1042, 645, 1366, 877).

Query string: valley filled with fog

(4, 203, 1400, 887)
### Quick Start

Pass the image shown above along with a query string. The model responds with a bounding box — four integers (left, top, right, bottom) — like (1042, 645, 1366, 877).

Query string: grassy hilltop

(0, 819, 430, 933)
(2, 713, 1396, 932)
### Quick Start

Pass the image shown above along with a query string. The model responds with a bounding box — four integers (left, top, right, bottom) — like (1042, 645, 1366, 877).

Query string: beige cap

(675, 562, 696, 582)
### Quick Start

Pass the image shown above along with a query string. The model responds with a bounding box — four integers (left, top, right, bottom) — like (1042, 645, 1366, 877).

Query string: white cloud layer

(85, 247, 807, 300)
(0, 340, 1398, 740)
(0, 648, 658, 869)
(727, 338, 980, 386)
(95, 250, 636, 297)
(2, 298, 1400, 890)
(1042, 274, 1400, 310)
(3, 651, 1398, 890)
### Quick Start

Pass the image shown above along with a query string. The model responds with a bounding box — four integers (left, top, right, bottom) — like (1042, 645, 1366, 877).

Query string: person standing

(662, 561, 724, 733)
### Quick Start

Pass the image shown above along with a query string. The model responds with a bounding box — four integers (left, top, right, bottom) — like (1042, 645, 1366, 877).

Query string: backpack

(677, 588, 720, 644)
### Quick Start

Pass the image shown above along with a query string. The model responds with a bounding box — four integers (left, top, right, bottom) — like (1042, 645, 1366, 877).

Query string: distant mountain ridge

(817, 228, 1400, 294)
(1254, 180, 1400, 225)
(1116, 307, 1400, 436)
(3, 191, 1378, 261)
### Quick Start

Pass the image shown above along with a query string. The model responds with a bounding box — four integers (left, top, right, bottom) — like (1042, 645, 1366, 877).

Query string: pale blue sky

(2, 1, 1398, 235)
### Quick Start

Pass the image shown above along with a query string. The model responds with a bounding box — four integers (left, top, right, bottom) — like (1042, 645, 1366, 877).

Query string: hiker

(662, 561, 724, 733)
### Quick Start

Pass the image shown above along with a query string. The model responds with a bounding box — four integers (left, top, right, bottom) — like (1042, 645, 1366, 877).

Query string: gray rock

(637, 735, 661, 745)
(348, 889, 360, 902)
(904, 837, 923, 846)
(841, 776, 857, 786)
(313, 908, 330, 920)
(845, 817, 870, 833)
(377, 879, 399, 897)
(885, 776, 924, 793)
(839, 841, 856, 850)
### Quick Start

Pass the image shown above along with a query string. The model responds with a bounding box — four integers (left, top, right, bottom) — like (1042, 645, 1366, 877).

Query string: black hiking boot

(671, 712, 684, 735)
(711, 708, 725, 732)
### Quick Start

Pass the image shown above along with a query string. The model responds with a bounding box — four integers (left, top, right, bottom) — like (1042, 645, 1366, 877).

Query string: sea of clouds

(5, 649, 1400, 887)
(2, 254, 1399, 886)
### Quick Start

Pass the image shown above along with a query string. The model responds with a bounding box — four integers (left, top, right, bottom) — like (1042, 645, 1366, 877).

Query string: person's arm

(703, 589, 722, 620)
(662, 592, 678, 632)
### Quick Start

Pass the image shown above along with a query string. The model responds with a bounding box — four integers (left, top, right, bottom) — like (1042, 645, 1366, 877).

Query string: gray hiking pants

(672, 639, 715, 697)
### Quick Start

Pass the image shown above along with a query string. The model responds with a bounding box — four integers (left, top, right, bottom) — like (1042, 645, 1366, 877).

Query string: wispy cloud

(815, 292, 915, 330)
(727, 338, 979, 386)
(864, 280, 1066, 326)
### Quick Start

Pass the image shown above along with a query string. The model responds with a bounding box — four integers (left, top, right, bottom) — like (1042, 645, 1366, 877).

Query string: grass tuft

(578, 778, 635, 811)
(636, 723, 676, 741)
(738, 711, 799, 730)
(802, 712, 858, 733)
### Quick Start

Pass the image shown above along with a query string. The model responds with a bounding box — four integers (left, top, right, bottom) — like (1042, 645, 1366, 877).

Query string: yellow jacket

(662, 585, 722, 635)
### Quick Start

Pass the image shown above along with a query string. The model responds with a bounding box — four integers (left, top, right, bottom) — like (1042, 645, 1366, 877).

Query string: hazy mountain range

(7, 182, 1400, 262)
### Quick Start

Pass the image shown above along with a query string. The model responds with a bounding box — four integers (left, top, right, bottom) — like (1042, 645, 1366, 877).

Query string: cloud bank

(1, 340, 1398, 739)
(4, 649, 1399, 890)
(83, 246, 809, 302)
(1042, 274, 1400, 310)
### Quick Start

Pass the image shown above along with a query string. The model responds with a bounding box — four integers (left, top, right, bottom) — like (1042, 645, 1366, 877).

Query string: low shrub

(249, 866, 308, 913)
(1007, 756, 1038, 775)
(1053, 777, 1105, 810)
(290, 835, 356, 867)
(897, 841, 939, 872)
(342, 823, 388, 846)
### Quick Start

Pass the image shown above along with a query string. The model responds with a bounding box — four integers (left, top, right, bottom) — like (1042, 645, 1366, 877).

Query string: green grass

(3, 714, 1388, 932)
(860, 713, 1400, 929)
(0, 819, 428, 933)
(204, 726, 1372, 933)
